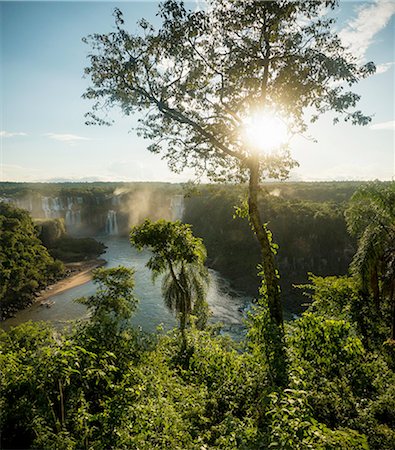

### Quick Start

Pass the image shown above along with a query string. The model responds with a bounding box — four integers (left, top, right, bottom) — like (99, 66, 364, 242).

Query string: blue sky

(1, 0, 394, 182)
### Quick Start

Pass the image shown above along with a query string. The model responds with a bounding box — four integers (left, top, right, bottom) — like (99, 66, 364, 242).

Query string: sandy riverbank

(37, 259, 106, 304)
(0, 259, 107, 323)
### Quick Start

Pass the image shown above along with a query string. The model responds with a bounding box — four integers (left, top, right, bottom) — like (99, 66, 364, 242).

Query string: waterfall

(65, 208, 81, 230)
(41, 196, 63, 218)
(52, 197, 63, 214)
(170, 195, 185, 220)
(106, 210, 119, 236)
(42, 197, 51, 218)
(65, 210, 72, 227)
(65, 197, 82, 231)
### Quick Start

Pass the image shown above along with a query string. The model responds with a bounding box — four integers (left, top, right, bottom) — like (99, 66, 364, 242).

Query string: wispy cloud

(370, 120, 395, 130)
(339, 1, 395, 62)
(375, 61, 395, 74)
(44, 133, 91, 144)
(0, 131, 27, 138)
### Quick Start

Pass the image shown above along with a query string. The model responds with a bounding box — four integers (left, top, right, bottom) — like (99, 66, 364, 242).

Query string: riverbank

(0, 259, 106, 322)
(38, 259, 106, 304)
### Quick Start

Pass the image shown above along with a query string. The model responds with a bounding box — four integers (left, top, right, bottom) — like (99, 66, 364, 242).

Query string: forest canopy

(0, 203, 64, 318)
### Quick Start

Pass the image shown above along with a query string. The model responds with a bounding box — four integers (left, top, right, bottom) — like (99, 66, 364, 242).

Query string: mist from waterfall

(2, 186, 186, 236)
(114, 187, 175, 228)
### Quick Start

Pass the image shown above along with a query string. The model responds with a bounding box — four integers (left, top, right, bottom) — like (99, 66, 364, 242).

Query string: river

(1, 237, 252, 337)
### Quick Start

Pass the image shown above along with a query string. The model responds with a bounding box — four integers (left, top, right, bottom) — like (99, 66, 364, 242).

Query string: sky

(0, 0, 394, 183)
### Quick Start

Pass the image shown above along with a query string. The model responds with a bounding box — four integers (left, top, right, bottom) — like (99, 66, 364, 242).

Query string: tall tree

(346, 182, 395, 339)
(83, 0, 373, 357)
(130, 219, 209, 347)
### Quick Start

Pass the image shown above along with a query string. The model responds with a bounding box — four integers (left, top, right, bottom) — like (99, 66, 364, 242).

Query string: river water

(2, 237, 252, 337)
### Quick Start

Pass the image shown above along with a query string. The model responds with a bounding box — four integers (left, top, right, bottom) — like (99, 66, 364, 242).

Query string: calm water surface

(2, 237, 251, 336)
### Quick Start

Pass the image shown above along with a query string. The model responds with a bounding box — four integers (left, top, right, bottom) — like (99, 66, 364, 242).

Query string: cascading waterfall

(52, 197, 63, 214)
(65, 210, 72, 227)
(41, 196, 63, 218)
(65, 210, 82, 228)
(170, 195, 185, 220)
(42, 197, 51, 218)
(64, 197, 82, 231)
(106, 210, 119, 235)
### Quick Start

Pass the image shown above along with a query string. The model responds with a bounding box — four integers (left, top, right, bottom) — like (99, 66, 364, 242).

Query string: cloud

(44, 133, 91, 144)
(0, 131, 27, 138)
(339, 1, 395, 62)
(375, 61, 395, 74)
(370, 120, 395, 130)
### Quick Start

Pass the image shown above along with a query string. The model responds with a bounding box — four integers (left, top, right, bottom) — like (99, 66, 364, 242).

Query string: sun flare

(242, 110, 288, 153)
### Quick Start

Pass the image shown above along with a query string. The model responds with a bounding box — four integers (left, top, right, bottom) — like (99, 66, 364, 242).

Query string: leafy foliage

(84, 1, 373, 182)
(76, 266, 137, 323)
(46, 236, 107, 263)
(345, 182, 395, 339)
(83, 0, 374, 340)
(289, 275, 395, 449)
(130, 219, 210, 342)
(0, 203, 64, 315)
(2, 261, 395, 448)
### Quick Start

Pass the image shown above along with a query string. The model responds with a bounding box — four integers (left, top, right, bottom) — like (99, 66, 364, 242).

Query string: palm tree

(162, 257, 209, 344)
(130, 219, 210, 347)
(346, 182, 395, 338)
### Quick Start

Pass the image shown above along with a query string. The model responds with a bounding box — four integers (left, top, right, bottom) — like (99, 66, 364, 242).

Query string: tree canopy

(345, 182, 395, 339)
(84, 0, 374, 383)
(84, 0, 374, 182)
(130, 219, 209, 344)
(0, 203, 64, 315)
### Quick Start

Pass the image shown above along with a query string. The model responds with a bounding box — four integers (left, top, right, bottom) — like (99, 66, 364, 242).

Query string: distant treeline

(0, 179, 368, 200)
(0, 181, 176, 197)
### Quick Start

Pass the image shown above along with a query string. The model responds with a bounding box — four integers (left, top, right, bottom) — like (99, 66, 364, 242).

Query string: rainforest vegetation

(0, 181, 394, 449)
(184, 184, 357, 310)
(0, 205, 106, 319)
(1, 0, 394, 446)
(0, 204, 65, 320)
(36, 219, 106, 263)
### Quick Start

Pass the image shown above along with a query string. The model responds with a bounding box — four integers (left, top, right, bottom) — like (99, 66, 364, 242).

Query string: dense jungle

(1, 180, 394, 449)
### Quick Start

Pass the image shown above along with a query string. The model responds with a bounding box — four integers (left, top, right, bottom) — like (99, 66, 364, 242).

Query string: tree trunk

(248, 156, 283, 327)
(166, 258, 188, 349)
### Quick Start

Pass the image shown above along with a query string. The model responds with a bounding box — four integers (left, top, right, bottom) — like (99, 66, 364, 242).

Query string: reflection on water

(2, 237, 251, 336)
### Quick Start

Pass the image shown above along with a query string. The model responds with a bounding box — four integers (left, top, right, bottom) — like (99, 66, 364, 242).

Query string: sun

(242, 110, 288, 153)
